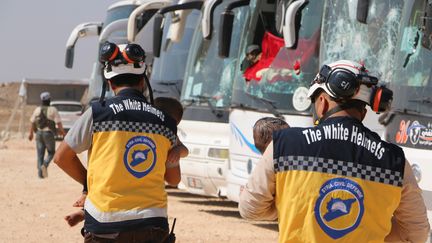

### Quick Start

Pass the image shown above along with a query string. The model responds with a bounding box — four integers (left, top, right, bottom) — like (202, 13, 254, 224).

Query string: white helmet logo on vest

(314, 177, 365, 239)
(124, 136, 157, 178)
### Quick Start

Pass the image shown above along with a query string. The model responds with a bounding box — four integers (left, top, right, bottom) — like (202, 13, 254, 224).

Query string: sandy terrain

(0, 137, 278, 243)
(0, 82, 36, 141)
(0, 83, 278, 242)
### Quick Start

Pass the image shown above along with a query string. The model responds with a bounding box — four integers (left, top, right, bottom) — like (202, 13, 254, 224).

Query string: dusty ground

(0, 82, 278, 242)
(0, 82, 36, 140)
(0, 138, 278, 243)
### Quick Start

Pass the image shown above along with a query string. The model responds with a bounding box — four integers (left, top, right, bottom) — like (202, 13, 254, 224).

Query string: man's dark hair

(253, 117, 289, 154)
(247, 44, 261, 56)
(42, 100, 50, 106)
(154, 97, 184, 124)
(313, 89, 367, 114)
(109, 74, 143, 87)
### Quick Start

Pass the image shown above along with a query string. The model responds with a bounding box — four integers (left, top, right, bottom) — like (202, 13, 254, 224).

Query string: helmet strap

(99, 64, 108, 105)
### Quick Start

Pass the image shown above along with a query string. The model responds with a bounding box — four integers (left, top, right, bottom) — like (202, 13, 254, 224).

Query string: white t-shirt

(30, 106, 61, 132)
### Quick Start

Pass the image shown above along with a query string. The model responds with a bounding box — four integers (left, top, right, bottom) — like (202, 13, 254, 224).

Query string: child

(154, 97, 189, 185)
(64, 97, 188, 227)
(253, 117, 289, 154)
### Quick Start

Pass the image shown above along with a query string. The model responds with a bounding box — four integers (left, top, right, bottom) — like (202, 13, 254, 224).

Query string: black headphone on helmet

(370, 84, 393, 113)
(99, 41, 146, 71)
(98, 41, 153, 105)
(312, 64, 392, 113)
(313, 65, 376, 99)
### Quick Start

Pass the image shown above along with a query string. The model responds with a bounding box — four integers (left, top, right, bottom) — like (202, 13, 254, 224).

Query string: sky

(0, 0, 119, 83)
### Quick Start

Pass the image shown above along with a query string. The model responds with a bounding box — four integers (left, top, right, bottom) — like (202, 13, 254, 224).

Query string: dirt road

(0, 137, 278, 243)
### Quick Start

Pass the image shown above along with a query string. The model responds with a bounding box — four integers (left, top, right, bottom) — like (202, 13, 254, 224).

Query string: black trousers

(84, 226, 169, 243)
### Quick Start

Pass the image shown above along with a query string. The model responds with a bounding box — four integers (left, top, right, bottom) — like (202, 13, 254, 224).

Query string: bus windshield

(151, 10, 200, 98)
(320, 0, 404, 82)
(181, 2, 248, 108)
(230, 2, 323, 115)
(87, 4, 138, 103)
(391, 0, 432, 115)
(105, 5, 137, 27)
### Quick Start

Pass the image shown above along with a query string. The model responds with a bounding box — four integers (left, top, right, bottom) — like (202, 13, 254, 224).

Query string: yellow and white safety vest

(273, 117, 405, 242)
(85, 89, 177, 233)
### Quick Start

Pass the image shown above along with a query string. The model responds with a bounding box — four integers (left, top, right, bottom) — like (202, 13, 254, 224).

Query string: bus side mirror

(153, 13, 165, 58)
(282, 0, 307, 48)
(275, 0, 287, 36)
(219, 10, 234, 58)
(202, 0, 223, 40)
(65, 47, 74, 69)
(65, 22, 102, 69)
(356, 0, 369, 24)
(421, 1, 432, 50)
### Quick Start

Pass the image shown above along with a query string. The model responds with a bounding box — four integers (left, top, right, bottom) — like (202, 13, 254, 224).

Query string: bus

(171, 0, 247, 197)
(149, 0, 202, 99)
(319, 0, 405, 136)
(65, 0, 173, 104)
(222, 0, 410, 203)
(383, 0, 432, 230)
(221, 0, 323, 202)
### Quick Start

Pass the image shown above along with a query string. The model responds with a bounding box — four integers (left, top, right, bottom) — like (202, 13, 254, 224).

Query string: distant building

(20, 78, 89, 105)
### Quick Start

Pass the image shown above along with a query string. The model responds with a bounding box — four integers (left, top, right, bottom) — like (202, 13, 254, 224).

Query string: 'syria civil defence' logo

(314, 178, 364, 239)
(123, 136, 157, 178)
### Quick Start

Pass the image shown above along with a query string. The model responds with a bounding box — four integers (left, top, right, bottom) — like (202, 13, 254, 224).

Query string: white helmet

(307, 60, 379, 105)
(101, 43, 146, 79)
(40, 91, 51, 101)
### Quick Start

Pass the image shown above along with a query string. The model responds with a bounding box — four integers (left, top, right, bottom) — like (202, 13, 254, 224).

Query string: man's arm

(56, 122, 66, 137)
(53, 107, 93, 185)
(165, 166, 181, 186)
(51, 107, 65, 136)
(239, 142, 277, 221)
(175, 140, 189, 158)
(385, 160, 430, 243)
(28, 108, 38, 141)
(166, 139, 189, 163)
(165, 139, 188, 186)
(28, 124, 34, 141)
(53, 142, 87, 185)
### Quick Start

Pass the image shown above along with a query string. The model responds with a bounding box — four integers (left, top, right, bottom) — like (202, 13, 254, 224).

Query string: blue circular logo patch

(123, 136, 157, 178)
(314, 178, 364, 239)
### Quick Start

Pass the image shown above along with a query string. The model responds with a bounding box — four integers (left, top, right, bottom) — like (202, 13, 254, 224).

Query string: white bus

(383, 0, 432, 231)
(321, 0, 432, 232)
(319, 0, 405, 136)
(221, 0, 323, 202)
(222, 0, 409, 203)
(65, 0, 173, 103)
(173, 0, 247, 197)
(149, 0, 202, 99)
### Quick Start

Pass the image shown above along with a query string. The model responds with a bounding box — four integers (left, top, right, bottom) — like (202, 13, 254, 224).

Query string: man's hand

(73, 192, 87, 207)
(59, 129, 66, 137)
(28, 133, 33, 141)
(56, 123, 66, 137)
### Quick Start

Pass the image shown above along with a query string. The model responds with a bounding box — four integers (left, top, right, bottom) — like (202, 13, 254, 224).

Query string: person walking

(239, 60, 430, 242)
(29, 91, 65, 178)
(54, 42, 179, 242)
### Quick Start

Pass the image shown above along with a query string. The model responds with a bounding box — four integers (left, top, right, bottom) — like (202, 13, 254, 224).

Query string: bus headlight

(207, 148, 229, 160)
